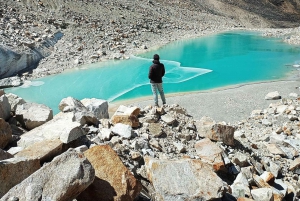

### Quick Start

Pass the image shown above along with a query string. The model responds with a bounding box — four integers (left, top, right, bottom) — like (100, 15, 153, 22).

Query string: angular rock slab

(0, 118, 12, 149)
(15, 139, 63, 164)
(77, 145, 142, 201)
(81, 98, 109, 119)
(1, 150, 95, 201)
(6, 93, 26, 112)
(144, 157, 227, 201)
(16, 102, 53, 130)
(195, 116, 235, 146)
(17, 112, 85, 148)
(194, 138, 225, 171)
(0, 157, 40, 197)
(59, 97, 98, 126)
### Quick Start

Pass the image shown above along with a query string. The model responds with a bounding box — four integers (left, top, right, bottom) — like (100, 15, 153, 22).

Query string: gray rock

(0, 118, 12, 149)
(1, 150, 95, 201)
(161, 114, 175, 125)
(59, 97, 98, 126)
(145, 157, 227, 201)
(5, 93, 26, 112)
(98, 128, 112, 141)
(173, 142, 186, 153)
(233, 173, 249, 186)
(251, 188, 273, 201)
(0, 157, 40, 197)
(265, 91, 281, 100)
(275, 105, 287, 114)
(289, 157, 300, 173)
(231, 182, 251, 199)
(262, 118, 272, 126)
(131, 138, 149, 150)
(15, 102, 53, 130)
(0, 95, 11, 120)
(17, 112, 86, 148)
(262, 157, 281, 178)
(232, 152, 249, 167)
(149, 139, 162, 151)
(81, 98, 109, 119)
(73, 110, 98, 126)
(111, 123, 133, 139)
(59, 96, 86, 112)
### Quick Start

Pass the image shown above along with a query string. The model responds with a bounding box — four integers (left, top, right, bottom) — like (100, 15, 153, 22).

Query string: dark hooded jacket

(148, 60, 165, 83)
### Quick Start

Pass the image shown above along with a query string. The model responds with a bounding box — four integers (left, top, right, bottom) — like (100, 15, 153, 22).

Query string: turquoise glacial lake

(6, 31, 300, 114)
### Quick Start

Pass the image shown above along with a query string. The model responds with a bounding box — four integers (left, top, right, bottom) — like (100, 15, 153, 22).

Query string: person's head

(153, 54, 160, 61)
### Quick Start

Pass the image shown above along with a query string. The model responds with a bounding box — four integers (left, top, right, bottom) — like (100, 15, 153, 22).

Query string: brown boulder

(15, 139, 63, 164)
(77, 145, 142, 201)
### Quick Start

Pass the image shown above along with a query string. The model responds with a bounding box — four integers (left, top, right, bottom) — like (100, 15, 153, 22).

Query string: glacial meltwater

(6, 31, 300, 114)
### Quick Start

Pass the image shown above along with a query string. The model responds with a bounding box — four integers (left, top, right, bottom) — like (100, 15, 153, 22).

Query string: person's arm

(161, 64, 165, 77)
(148, 66, 153, 79)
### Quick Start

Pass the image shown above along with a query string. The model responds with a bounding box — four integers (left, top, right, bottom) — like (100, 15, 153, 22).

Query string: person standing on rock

(148, 54, 166, 106)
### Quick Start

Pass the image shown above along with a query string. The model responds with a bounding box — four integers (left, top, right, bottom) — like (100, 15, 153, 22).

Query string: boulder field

(0, 88, 300, 200)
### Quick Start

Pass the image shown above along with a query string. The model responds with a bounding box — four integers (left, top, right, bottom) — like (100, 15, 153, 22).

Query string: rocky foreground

(0, 88, 300, 201)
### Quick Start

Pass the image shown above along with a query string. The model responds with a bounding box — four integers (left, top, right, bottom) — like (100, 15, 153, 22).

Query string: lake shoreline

(109, 78, 300, 123)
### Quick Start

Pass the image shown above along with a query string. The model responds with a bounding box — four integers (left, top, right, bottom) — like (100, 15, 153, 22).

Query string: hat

(153, 54, 160, 60)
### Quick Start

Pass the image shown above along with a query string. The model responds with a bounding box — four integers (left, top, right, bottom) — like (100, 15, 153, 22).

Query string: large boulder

(5, 93, 26, 112)
(59, 97, 98, 126)
(15, 139, 63, 164)
(195, 116, 235, 146)
(194, 138, 225, 171)
(16, 102, 53, 130)
(77, 145, 142, 201)
(81, 98, 109, 119)
(0, 157, 40, 197)
(144, 157, 227, 201)
(111, 105, 140, 128)
(0, 95, 11, 120)
(0, 118, 12, 149)
(1, 150, 95, 201)
(17, 112, 86, 148)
